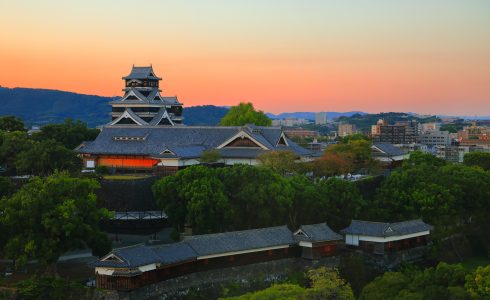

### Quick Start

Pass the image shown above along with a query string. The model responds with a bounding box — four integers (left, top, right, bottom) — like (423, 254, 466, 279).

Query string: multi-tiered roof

(109, 66, 183, 126)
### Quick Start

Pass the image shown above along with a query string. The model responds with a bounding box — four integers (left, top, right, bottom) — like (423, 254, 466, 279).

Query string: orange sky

(1, 0, 489, 115)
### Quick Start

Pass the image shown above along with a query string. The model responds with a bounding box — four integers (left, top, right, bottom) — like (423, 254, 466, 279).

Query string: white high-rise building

(315, 112, 327, 125)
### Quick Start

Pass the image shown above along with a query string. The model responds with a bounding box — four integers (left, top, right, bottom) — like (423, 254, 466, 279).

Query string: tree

(312, 152, 353, 177)
(0, 116, 25, 132)
(153, 165, 293, 233)
(359, 272, 411, 300)
(0, 172, 113, 272)
(372, 151, 490, 247)
(15, 139, 81, 176)
(199, 149, 222, 163)
(219, 102, 272, 126)
(184, 176, 231, 234)
(340, 133, 369, 144)
(316, 178, 364, 230)
(33, 119, 99, 149)
(221, 267, 354, 300)
(313, 139, 379, 177)
(257, 150, 297, 175)
(465, 265, 490, 298)
(464, 152, 490, 171)
(304, 267, 355, 300)
(0, 130, 33, 173)
(223, 284, 306, 300)
(0, 176, 15, 198)
(359, 262, 472, 300)
(216, 165, 293, 230)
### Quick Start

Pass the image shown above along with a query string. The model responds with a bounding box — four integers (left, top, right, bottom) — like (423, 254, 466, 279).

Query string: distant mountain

(183, 105, 229, 126)
(0, 87, 228, 127)
(0, 87, 114, 127)
(266, 111, 366, 120)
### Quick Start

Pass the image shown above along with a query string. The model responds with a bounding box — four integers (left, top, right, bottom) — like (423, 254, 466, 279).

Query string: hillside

(337, 112, 440, 133)
(266, 111, 366, 120)
(0, 87, 228, 127)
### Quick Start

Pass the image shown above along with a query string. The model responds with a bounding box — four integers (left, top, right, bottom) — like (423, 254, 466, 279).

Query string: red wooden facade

(96, 246, 300, 291)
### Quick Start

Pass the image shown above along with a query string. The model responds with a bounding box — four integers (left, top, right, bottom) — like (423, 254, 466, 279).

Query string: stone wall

(97, 247, 430, 300)
(99, 257, 339, 300)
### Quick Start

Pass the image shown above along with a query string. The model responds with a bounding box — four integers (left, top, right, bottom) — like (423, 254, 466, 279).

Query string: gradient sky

(1, 0, 489, 115)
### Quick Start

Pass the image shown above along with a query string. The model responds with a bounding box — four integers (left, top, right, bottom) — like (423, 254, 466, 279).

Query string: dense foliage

(464, 152, 490, 171)
(313, 137, 380, 177)
(153, 164, 363, 234)
(222, 267, 354, 300)
(32, 119, 99, 149)
(219, 102, 272, 126)
(0, 172, 112, 271)
(372, 152, 490, 253)
(359, 262, 489, 300)
(0, 118, 98, 176)
(14, 276, 95, 300)
(0, 116, 26, 132)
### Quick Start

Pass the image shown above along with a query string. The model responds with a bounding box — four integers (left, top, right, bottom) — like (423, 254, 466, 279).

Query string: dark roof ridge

(350, 219, 390, 225)
(112, 243, 146, 252)
(184, 225, 290, 240)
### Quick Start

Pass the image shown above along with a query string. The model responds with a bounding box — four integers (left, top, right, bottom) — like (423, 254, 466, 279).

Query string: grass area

(102, 174, 151, 180)
(461, 256, 490, 270)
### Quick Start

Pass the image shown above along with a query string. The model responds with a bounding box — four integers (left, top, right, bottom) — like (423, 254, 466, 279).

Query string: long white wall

(345, 231, 430, 246)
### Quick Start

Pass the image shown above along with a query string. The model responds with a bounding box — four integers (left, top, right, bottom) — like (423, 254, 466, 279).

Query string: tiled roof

(77, 125, 312, 159)
(123, 66, 161, 80)
(184, 226, 295, 257)
(294, 223, 343, 242)
(372, 143, 405, 156)
(94, 225, 295, 268)
(94, 242, 197, 268)
(341, 219, 433, 237)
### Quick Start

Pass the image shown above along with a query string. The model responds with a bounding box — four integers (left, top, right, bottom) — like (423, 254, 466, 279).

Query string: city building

(418, 131, 450, 147)
(271, 118, 310, 127)
(458, 123, 490, 147)
(283, 128, 319, 138)
(341, 219, 433, 255)
(338, 123, 356, 137)
(315, 112, 327, 125)
(420, 122, 441, 133)
(109, 66, 183, 126)
(371, 119, 419, 144)
(435, 145, 490, 163)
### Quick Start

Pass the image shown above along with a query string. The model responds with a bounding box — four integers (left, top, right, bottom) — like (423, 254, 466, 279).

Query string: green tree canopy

(465, 264, 490, 298)
(372, 151, 490, 246)
(0, 172, 113, 271)
(33, 119, 99, 149)
(257, 150, 298, 175)
(153, 164, 293, 234)
(222, 267, 354, 300)
(464, 152, 490, 171)
(0, 115, 26, 132)
(15, 139, 81, 176)
(199, 149, 222, 163)
(360, 263, 471, 300)
(219, 102, 271, 126)
(0, 130, 33, 173)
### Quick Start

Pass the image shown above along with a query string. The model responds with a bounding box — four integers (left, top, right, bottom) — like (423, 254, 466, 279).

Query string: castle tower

(109, 66, 183, 126)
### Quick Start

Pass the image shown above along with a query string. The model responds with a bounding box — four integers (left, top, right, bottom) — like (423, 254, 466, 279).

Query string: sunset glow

(1, 0, 489, 115)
